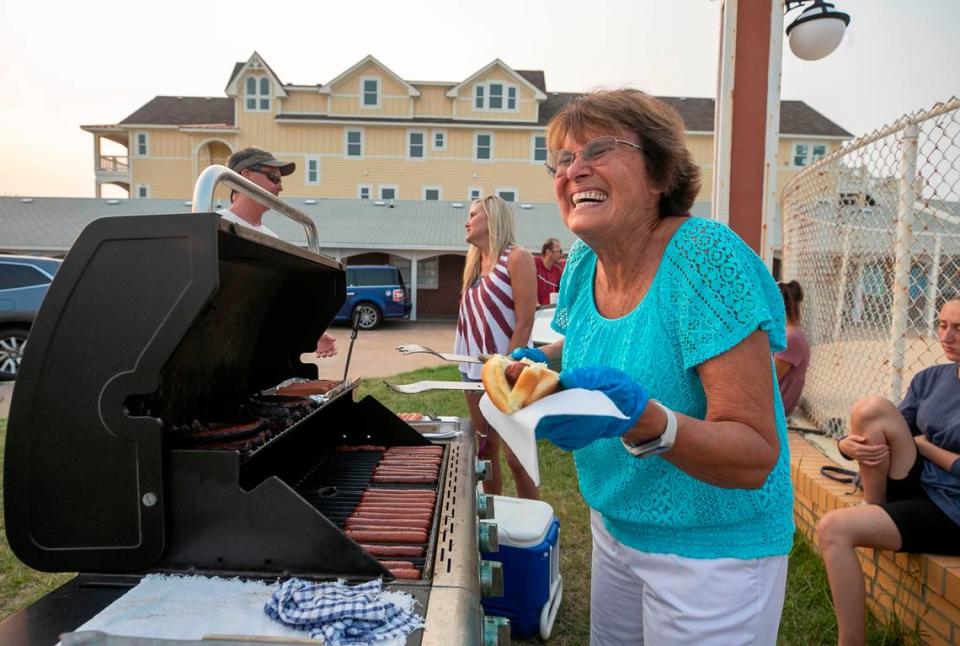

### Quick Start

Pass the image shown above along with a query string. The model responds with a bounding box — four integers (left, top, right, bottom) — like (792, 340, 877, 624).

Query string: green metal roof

(0, 196, 714, 256)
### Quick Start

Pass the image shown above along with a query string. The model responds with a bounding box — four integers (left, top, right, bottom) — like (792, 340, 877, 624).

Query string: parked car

(0, 255, 62, 380)
(334, 265, 412, 330)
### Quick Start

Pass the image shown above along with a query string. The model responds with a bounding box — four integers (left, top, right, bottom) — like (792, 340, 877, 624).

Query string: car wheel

(0, 328, 28, 381)
(353, 303, 382, 330)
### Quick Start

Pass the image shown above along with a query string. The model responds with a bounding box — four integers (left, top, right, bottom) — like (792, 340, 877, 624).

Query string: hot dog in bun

(481, 354, 560, 414)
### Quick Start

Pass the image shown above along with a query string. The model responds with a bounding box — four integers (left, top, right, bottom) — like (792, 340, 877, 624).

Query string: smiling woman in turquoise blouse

(512, 89, 794, 645)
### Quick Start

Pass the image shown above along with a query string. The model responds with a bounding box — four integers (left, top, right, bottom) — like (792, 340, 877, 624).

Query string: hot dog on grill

(481, 354, 560, 414)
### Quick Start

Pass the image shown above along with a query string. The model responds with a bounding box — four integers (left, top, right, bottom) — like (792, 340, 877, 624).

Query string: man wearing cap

(219, 147, 337, 358)
(219, 147, 296, 238)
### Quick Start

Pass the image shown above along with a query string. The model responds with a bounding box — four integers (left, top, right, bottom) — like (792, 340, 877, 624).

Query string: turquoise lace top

(552, 217, 794, 559)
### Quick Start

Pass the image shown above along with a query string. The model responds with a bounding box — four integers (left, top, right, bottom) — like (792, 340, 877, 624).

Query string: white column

(761, 1, 784, 265)
(410, 253, 419, 322)
(711, 0, 737, 227)
(889, 124, 919, 403)
(833, 225, 852, 340)
(925, 234, 943, 335)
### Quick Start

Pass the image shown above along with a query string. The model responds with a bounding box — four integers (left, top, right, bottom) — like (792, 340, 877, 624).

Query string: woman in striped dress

(454, 195, 539, 498)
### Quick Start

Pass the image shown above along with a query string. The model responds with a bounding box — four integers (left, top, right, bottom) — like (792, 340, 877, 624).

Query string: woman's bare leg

(465, 392, 502, 495)
(815, 505, 902, 646)
(848, 396, 917, 503)
(503, 443, 539, 500)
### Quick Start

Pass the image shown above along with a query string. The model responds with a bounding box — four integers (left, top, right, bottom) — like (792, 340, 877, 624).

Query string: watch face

(622, 437, 670, 458)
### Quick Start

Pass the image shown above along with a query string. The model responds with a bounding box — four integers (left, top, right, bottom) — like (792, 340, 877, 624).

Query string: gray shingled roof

(117, 91, 850, 137)
(119, 96, 235, 126)
(0, 197, 713, 256)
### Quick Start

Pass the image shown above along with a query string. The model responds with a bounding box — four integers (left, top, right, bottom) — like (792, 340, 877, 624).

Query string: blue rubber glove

(510, 346, 549, 364)
(534, 366, 649, 451)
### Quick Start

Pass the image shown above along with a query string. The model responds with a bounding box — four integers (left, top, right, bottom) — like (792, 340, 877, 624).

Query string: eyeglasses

(544, 135, 643, 177)
(252, 168, 282, 185)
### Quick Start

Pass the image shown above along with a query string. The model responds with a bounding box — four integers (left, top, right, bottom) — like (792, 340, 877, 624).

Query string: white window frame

(245, 75, 271, 112)
(495, 187, 518, 202)
(407, 129, 427, 160)
(135, 132, 149, 156)
(390, 255, 440, 290)
(422, 186, 442, 201)
(468, 187, 483, 201)
(792, 141, 828, 168)
(811, 143, 827, 163)
(379, 185, 399, 201)
(305, 155, 320, 185)
(357, 184, 372, 199)
(473, 84, 485, 109)
(531, 134, 547, 164)
(345, 128, 364, 158)
(474, 132, 493, 162)
(431, 130, 447, 151)
(361, 76, 381, 109)
(473, 82, 518, 112)
(136, 183, 150, 198)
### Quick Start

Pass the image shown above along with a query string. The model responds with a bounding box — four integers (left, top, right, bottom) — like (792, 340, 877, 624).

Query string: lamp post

(712, 0, 850, 264)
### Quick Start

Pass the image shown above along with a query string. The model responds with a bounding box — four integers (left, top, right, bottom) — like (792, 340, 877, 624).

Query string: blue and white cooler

(481, 495, 562, 639)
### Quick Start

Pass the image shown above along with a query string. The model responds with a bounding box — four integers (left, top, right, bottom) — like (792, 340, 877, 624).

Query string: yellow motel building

(81, 52, 850, 208)
(53, 52, 856, 318)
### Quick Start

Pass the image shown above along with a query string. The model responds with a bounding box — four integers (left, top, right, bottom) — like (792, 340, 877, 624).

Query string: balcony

(97, 155, 129, 174)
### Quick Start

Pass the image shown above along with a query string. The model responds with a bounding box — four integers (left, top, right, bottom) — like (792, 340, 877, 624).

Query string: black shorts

(878, 456, 960, 554)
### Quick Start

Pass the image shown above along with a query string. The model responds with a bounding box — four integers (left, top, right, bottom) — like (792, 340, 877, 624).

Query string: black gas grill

(1, 171, 507, 645)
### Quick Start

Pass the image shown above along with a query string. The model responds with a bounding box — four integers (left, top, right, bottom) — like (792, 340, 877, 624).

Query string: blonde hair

(546, 88, 701, 217)
(461, 195, 517, 293)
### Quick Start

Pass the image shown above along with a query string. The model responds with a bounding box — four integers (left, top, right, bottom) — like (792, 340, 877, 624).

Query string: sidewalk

(315, 319, 457, 381)
(0, 320, 458, 420)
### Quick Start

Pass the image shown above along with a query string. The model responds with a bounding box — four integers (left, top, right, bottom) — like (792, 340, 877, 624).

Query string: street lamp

(785, 0, 851, 60)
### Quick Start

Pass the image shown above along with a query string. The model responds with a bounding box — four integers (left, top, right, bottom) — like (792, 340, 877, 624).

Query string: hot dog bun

(481, 354, 560, 414)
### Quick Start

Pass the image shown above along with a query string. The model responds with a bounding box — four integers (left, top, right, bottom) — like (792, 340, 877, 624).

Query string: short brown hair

(546, 89, 701, 217)
(541, 238, 560, 255)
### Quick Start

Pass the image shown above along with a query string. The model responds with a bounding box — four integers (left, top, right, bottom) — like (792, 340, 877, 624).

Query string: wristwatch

(621, 400, 678, 458)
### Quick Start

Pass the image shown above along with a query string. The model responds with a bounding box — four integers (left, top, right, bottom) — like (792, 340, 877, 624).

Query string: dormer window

(245, 76, 271, 111)
(362, 77, 381, 108)
(473, 82, 518, 112)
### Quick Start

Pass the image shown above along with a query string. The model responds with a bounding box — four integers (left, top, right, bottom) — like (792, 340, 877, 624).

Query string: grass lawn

(0, 366, 914, 644)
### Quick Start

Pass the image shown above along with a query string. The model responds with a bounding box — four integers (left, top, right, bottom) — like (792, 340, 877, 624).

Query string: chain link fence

(781, 97, 960, 436)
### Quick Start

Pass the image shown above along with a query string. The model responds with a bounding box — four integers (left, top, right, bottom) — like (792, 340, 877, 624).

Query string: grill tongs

(389, 344, 489, 393)
(396, 344, 489, 364)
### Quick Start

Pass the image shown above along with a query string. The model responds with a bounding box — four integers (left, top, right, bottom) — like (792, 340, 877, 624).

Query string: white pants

(589, 511, 787, 646)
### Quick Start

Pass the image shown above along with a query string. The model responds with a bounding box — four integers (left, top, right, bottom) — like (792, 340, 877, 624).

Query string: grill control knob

(479, 560, 505, 597)
(483, 614, 511, 645)
(476, 458, 492, 481)
(478, 520, 499, 552)
(476, 492, 495, 519)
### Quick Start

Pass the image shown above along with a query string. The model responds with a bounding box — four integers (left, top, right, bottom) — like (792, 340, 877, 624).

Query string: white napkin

(478, 388, 628, 485)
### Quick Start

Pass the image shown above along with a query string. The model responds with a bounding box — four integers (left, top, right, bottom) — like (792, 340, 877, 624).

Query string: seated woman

(774, 280, 810, 416)
(816, 298, 960, 646)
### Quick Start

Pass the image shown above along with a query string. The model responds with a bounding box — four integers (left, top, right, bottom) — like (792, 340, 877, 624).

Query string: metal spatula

(396, 344, 490, 364)
(385, 380, 485, 394)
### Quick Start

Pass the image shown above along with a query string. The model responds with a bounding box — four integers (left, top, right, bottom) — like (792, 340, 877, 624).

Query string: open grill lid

(4, 211, 345, 570)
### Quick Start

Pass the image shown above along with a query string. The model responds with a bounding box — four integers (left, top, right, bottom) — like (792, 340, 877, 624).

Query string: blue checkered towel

(264, 577, 425, 644)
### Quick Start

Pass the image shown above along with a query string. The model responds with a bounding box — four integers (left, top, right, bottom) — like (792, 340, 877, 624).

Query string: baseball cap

(226, 147, 296, 176)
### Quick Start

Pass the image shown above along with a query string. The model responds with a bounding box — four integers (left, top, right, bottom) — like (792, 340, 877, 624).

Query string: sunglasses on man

(250, 167, 283, 185)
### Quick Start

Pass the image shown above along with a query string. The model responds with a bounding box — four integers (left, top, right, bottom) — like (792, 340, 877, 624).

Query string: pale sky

(1, 0, 957, 198)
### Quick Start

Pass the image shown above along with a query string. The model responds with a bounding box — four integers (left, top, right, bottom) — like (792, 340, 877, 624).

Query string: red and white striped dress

(454, 245, 526, 379)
